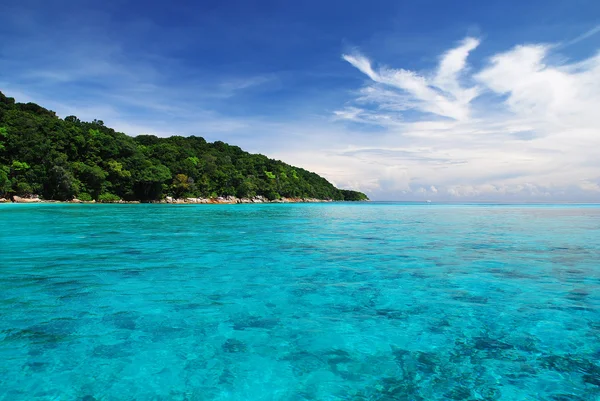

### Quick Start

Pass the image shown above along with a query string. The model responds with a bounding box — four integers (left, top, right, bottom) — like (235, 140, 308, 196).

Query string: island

(0, 91, 368, 204)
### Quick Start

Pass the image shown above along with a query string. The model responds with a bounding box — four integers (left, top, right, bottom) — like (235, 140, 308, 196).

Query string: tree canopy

(0, 91, 368, 202)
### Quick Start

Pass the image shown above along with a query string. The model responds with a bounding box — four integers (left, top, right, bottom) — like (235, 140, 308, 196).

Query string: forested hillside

(0, 91, 368, 202)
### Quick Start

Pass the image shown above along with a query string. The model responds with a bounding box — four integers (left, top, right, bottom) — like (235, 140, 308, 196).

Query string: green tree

(46, 166, 78, 200)
(15, 182, 33, 196)
(11, 160, 30, 172)
(98, 193, 120, 203)
(0, 166, 10, 196)
(171, 173, 194, 198)
(0, 126, 7, 151)
(72, 162, 107, 198)
(133, 164, 171, 200)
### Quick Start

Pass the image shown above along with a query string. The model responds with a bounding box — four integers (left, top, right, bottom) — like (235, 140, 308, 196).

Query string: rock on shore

(12, 195, 41, 203)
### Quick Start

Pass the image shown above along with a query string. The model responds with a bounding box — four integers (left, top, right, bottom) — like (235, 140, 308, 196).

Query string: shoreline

(0, 195, 362, 205)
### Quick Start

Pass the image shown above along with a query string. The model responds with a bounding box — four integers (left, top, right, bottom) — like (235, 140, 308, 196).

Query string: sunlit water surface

(1, 203, 599, 400)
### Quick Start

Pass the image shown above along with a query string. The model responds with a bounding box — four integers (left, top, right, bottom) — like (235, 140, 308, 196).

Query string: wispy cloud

(342, 37, 480, 121)
(327, 36, 600, 200)
(0, 34, 278, 144)
(563, 24, 600, 47)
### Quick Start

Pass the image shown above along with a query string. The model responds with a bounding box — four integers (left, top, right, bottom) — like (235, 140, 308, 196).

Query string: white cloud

(434, 37, 480, 107)
(342, 37, 480, 121)
(330, 36, 600, 200)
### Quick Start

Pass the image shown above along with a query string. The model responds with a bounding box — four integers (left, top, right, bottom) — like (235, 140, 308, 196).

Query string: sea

(1, 203, 599, 400)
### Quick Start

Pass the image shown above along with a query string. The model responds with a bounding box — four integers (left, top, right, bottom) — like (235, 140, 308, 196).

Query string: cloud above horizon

(318, 34, 600, 200)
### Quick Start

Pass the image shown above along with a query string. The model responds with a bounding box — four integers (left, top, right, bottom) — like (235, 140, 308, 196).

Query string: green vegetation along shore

(0, 91, 368, 203)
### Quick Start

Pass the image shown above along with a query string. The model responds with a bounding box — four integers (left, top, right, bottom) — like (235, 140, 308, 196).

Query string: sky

(1, 0, 600, 201)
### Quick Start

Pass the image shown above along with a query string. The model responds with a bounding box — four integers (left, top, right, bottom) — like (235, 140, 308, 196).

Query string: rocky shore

(164, 195, 332, 204)
(2, 195, 336, 204)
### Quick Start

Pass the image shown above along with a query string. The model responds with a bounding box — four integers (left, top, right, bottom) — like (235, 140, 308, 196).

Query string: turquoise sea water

(1, 203, 599, 400)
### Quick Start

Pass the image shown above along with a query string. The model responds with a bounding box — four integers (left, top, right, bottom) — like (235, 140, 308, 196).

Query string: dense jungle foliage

(0, 91, 368, 202)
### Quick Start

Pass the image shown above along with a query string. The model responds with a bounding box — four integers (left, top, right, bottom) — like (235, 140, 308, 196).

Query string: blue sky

(1, 0, 600, 200)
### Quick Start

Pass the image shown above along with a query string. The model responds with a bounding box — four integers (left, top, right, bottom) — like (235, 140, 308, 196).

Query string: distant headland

(0, 91, 368, 203)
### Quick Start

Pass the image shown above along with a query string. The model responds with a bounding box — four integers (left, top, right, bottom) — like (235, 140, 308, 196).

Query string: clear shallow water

(1, 203, 599, 401)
